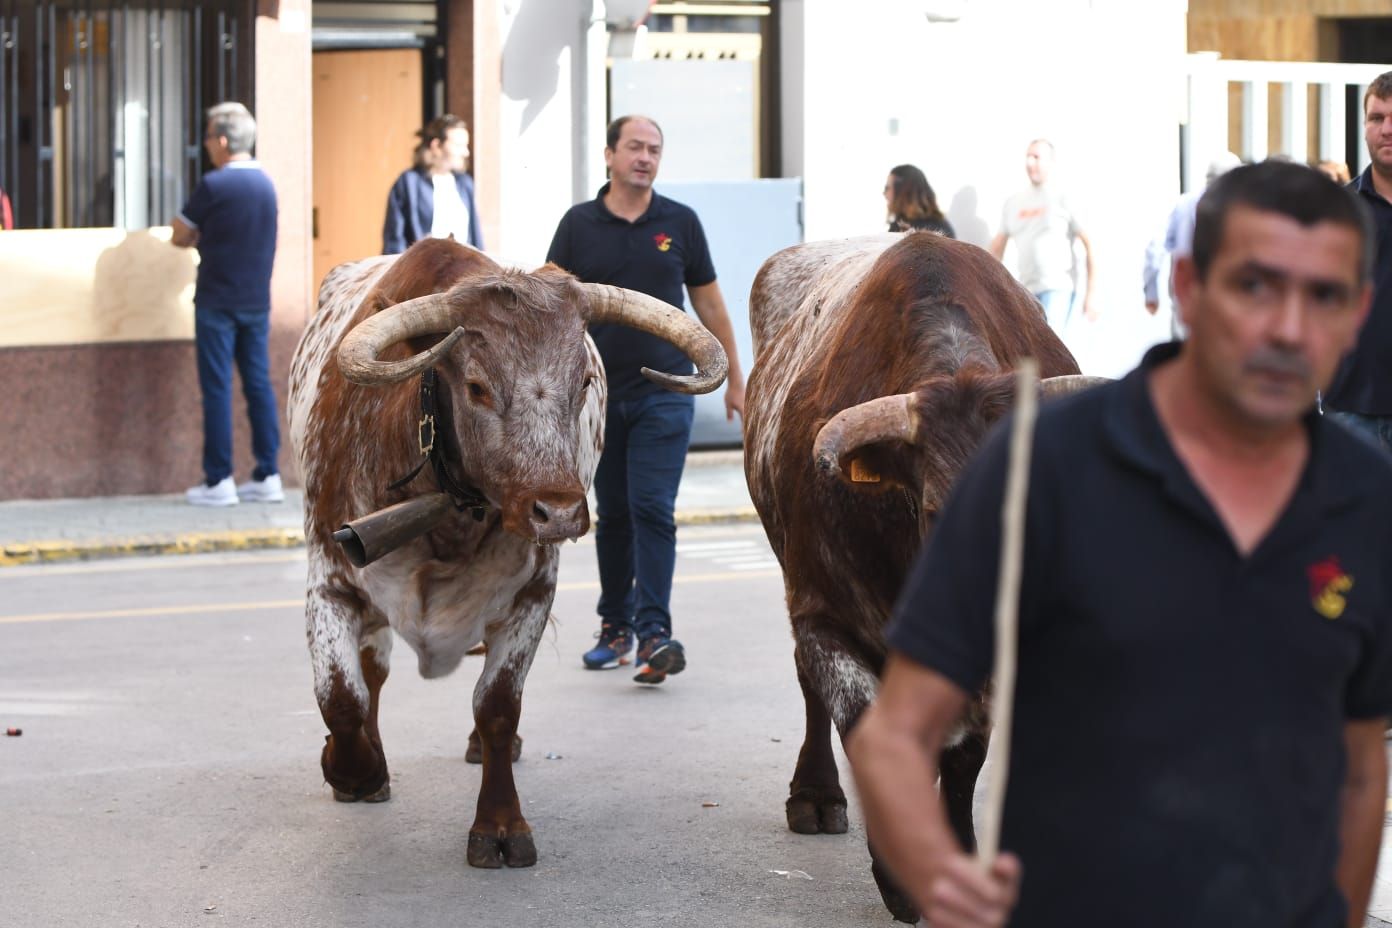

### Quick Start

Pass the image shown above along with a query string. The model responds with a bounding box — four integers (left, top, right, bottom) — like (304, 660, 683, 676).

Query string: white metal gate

(1183, 54, 1391, 192)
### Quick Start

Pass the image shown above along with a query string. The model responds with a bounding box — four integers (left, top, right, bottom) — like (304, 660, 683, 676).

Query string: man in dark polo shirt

(1325, 70, 1392, 454)
(847, 161, 1392, 927)
(547, 115, 745, 684)
(170, 102, 281, 507)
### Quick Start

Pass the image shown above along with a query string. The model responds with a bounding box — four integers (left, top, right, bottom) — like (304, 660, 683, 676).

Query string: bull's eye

(467, 382, 491, 405)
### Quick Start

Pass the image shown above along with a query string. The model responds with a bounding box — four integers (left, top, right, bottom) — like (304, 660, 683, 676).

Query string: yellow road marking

(0, 569, 779, 625)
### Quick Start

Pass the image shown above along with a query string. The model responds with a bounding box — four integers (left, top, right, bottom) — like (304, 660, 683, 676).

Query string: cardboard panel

(0, 227, 196, 348)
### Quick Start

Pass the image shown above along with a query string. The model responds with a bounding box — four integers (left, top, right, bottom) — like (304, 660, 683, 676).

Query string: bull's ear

(813, 393, 917, 485)
(978, 372, 1019, 424)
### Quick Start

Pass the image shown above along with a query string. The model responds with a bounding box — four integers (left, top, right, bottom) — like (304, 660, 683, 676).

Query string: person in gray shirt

(990, 138, 1098, 337)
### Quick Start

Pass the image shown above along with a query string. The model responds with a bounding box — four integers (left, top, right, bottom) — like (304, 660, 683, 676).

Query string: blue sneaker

(582, 625, 635, 670)
(633, 637, 685, 685)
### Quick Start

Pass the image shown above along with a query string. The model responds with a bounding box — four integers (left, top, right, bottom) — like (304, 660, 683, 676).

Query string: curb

(0, 508, 761, 568)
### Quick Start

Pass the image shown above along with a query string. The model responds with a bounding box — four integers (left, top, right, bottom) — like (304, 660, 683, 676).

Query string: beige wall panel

(1190, 15, 1318, 60)
(312, 48, 422, 288)
(0, 228, 196, 348)
(1191, 0, 1392, 16)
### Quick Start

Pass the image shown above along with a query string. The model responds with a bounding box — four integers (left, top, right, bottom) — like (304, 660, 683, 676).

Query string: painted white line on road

(0, 569, 780, 625)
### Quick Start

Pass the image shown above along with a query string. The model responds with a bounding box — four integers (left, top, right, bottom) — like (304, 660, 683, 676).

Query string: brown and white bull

(287, 238, 725, 869)
(743, 232, 1096, 922)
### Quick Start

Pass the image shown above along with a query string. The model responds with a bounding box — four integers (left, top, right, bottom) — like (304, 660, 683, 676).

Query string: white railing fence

(1183, 54, 1391, 192)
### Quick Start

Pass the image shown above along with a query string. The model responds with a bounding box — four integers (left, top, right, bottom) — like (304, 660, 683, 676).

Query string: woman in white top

(382, 114, 484, 254)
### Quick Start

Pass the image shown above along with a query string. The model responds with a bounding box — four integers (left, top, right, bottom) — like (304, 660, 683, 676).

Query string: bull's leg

(786, 658, 848, 835)
(307, 584, 391, 803)
(465, 729, 522, 765)
(465, 573, 552, 870)
(795, 625, 920, 925)
(939, 728, 989, 852)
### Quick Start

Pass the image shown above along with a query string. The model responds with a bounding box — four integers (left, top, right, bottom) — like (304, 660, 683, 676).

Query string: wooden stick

(977, 358, 1040, 867)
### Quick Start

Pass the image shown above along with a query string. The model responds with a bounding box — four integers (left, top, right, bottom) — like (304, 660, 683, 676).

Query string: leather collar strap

(386, 368, 489, 521)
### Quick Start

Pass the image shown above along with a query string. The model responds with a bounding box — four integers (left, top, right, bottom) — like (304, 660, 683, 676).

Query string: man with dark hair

(1324, 70, 1392, 454)
(547, 115, 745, 684)
(848, 161, 1390, 927)
(171, 102, 281, 506)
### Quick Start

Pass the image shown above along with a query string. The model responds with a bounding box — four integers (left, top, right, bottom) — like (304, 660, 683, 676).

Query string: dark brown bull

(287, 238, 725, 869)
(743, 232, 1097, 921)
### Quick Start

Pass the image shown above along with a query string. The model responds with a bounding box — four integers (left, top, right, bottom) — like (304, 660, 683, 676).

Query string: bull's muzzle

(506, 491, 590, 544)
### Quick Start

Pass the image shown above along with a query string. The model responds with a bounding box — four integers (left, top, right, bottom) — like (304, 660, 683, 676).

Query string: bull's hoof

(321, 735, 389, 803)
(467, 830, 537, 869)
(819, 801, 849, 834)
(872, 857, 920, 924)
(465, 733, 523, 765)
(786, 790, 848, 835)
(332, 781, 391, 803)
(502, 833, 537, 868)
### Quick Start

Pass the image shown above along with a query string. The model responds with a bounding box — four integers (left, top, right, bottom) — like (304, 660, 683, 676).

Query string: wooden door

(312, 49, 423, 289)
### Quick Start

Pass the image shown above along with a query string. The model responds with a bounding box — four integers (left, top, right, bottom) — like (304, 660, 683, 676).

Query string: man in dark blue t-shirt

(848, 162, 1392, 926)
(547, 115, 745, 684)
(171, 102, 281, 507)
(1325, 70, 1392, 454)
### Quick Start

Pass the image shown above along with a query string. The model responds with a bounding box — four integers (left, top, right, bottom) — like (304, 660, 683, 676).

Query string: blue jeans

(593, 392, 695, 641)
(1325, 410, 1392, 457)
(1034, 289, 1076, 335)
(194, 305, 280, 484)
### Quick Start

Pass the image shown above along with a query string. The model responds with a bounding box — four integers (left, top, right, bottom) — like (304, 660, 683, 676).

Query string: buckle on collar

(418, 414, 436, 456)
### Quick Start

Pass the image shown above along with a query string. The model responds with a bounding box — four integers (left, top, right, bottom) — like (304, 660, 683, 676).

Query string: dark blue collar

(592, 182, 670, 224)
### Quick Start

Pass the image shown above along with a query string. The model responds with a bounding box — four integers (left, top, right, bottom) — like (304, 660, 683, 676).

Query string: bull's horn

(337, 292, 464, 385)
(579, 283, 728, 394)
(813, 393, 918, 476)
(1039, 374, 1110, 398)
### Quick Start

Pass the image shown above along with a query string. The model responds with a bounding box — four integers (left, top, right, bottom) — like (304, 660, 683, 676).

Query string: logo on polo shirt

(1307, 555, 1353, 620)
(654, 233, 672, 252)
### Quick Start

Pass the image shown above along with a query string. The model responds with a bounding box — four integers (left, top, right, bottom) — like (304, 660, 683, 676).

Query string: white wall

(494, 0, 1191, 375)
(786, 0, 1189, 375)
(494, 0, 599, 268)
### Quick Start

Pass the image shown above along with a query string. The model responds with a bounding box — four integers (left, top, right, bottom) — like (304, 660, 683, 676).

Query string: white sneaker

(187, 476, 239, 507)
(237, 473, 284, 503)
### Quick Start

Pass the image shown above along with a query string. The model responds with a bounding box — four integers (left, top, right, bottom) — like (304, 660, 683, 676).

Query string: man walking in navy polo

(1325, 70, 1392, 453)
(171, 102, 281, 507)
(547, 115, 746, 684)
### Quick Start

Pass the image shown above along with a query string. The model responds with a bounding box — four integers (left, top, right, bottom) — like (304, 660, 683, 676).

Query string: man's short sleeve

(887, 424, 1014, 695)
(179, 177, 214, 229)
(684, 212, 717, 288)
(1345, 548, 1392, 719)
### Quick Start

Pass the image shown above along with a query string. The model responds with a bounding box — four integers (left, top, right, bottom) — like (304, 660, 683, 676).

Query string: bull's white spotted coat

(744, 236, 893, 498)
(288, 252, 605, 722)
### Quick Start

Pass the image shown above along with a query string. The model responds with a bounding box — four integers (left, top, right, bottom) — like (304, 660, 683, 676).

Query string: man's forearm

(689, 296, 744, 385)
(1336, 754, 1387, 926)
(847, 705, 963, 914)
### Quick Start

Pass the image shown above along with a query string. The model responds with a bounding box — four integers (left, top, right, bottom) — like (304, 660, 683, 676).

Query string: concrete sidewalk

(0, 449, 755, 567)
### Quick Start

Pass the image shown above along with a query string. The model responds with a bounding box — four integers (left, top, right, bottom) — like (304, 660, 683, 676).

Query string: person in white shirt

(1142, 151, 1243, 337)
(382, 115, 484, 253)
(990, 139, 1098, 337)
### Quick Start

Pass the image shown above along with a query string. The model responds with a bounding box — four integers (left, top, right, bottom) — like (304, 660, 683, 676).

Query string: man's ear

(1172, 255, 1199, 331)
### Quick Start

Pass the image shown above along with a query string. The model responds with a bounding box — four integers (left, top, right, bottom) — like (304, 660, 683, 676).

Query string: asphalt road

(6, 526, 1392, 928)
(0, 525, 903, 928)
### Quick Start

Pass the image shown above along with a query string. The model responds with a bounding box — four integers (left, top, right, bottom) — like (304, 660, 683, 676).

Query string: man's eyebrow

(1231, 259, 1352, 293)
